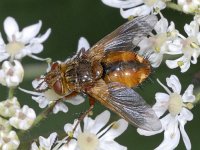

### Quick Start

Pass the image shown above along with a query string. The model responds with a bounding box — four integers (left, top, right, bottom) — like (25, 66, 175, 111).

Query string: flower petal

(148, 52, 163, 68)
(120, 5, 151, 18)
(83, 116, 95, 132)
(64, 123, 74, 133)
(59, 140, 78, 150)
(39, 132, 57, 149)
(53, 102, 68, 114)
(30, 28, 51, 44)
(155, 117, 180, 150)
(4, 17, 19, 42)
(87, 110, 110, 134)
(32, 95, 49, 108)
(66, 95, 85, 105)
(179, 117, 191, 150)
(182, 84, 195, 103)
(137, 127, 163, 136)
(166, 55, 191, 73)
(77, 37, 90, 52)
(100, 119, 128, 140)
(180, 60, 191, 73)
(101, 0, 143, 8)
(165, 59, 178, 69)
(28, 43, 43, 54)
(32, 76, 47, 90)
(179, 108, 193, 122)
(153, 92, 169, 117)
(0, 33, 5, 45)
(166, 75, 181, 94)
(31, 142, 39, 150)
(154, 17, 168, 34)
(167, 39, 183, 55)
(20, 20, 42, 44)
(99, 140, 127, 150)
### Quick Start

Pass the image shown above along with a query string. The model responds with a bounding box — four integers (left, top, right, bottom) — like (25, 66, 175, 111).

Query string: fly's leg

(62, 96, 95, 145)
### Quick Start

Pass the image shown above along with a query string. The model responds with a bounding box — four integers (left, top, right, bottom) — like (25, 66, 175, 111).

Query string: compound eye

(53, 80, 63, 95)
(51, 62, 59, 71)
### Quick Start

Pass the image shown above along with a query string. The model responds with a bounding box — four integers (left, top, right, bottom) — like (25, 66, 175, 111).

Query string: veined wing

(88, 15, 157, 60)
(87, 80, 161, 131)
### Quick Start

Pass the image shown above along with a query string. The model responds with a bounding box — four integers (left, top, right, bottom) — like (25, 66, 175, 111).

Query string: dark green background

(0, 0, 199, 149)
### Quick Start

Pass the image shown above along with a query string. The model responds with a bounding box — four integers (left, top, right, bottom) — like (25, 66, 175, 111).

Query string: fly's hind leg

(72, 96, 95, 132)
(64, 96, 95, 144)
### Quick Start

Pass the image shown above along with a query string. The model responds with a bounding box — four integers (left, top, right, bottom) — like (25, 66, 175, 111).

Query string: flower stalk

(8, 87, 15, 99)
(194, 88, 200, 104)
(166, 2, 183, 13)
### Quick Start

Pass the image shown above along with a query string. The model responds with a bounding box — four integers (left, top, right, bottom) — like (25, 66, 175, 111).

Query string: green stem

(18, 102, 56, 140)
(8, 87, 15, 99)
(194, 88, 200, 105)
(166, 2, 183, 13)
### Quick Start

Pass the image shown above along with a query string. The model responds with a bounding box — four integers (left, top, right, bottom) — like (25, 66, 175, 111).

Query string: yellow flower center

(152, 33, 168, 53)
(168, 93, 183, 116)
(0, 124, 5, 131)
(182, 36, 198, 55)
(6, 41, 25, 58)
(3, 137, 11, 143)
(18, 112, 26, 120)
(177, 61, 184, 67)
(77, 132, 99, 150)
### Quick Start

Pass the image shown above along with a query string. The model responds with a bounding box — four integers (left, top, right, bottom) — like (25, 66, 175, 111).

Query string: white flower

(0, 16, 51, 61)
(166, 20, 200, 72)
(0, 130, 20, 150)
(66, 36, 90, 62)
(178, 0, 200, 13)
(137, 75, 195, 150)
(0, 117, 12, 133)
(61, 110, 128, 150)
(0, 97, 20, 118)
(0, 60, 24, 87)
(138, 16, 179, 67)
(101, 0, 167, 18)
(9, 105, 36, 130)
(194, 14, 200, 25)
(31, 132, 57, 150)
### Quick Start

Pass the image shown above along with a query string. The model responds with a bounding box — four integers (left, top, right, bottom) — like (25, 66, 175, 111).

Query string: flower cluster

(0, 16, 51, 149)
(0, 97, 36, 149)
(102, 0, 167, 18)
(31, 110, 128, 150)
(102, 0, 200, 73)
(178, 0, 200, 13)
(137, 75, 195, 149)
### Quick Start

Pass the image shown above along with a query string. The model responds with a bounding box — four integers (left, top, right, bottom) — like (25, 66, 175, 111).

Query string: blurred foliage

(0, 0, 199, 150)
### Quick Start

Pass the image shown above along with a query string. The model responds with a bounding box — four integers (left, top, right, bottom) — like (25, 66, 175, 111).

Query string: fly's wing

(87, 79, 161, 131)
(88, 15, 157, 60)
(107, 82, 161, 131)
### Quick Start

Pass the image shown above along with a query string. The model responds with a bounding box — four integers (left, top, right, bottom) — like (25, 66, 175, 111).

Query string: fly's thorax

(102, 50, 151, 88)
(65, 58, 103, 92)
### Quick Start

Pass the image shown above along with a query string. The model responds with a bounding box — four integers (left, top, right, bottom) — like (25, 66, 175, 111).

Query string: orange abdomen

(102, 51, 151, 88)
